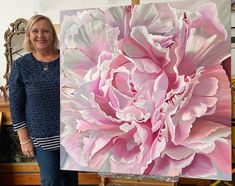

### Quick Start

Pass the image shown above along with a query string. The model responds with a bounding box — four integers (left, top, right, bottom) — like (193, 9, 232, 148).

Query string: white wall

(0, 0, 34, 87)
(34, 0, 132, 24)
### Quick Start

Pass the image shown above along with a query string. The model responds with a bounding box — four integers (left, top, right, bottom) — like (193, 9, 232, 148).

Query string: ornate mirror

(0, 18, 36, 164)
(2, 18, 28, 94)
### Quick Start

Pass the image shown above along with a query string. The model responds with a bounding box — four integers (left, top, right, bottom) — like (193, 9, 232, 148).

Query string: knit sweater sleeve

(9, 60, 27, 131)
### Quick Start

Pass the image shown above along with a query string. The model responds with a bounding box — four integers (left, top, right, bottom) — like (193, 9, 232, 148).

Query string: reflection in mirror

(3, 18, 28, 97)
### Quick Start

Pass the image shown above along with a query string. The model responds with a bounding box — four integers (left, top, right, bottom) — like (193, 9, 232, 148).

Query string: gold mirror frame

(3, 18, 28, 94)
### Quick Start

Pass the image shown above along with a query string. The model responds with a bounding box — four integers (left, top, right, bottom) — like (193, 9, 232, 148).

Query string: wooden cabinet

(0, 100, 11, 125)
(0, 101, 39, 185)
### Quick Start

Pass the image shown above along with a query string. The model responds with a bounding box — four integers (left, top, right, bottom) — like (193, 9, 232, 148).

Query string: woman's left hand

(20, 139, 35, 157)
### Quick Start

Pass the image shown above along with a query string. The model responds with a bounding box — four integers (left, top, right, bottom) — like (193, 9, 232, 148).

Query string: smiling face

(29, 19, 54, 53)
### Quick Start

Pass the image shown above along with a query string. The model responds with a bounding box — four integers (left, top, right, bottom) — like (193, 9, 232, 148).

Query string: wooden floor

(0, 172, 234, 186)
(0, 161, 235, 186)
(0, 163, 234, 186)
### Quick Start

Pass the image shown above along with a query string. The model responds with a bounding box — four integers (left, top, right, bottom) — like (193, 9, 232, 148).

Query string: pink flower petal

(182, 154, 216, 177)
(208, 140, 231, 173)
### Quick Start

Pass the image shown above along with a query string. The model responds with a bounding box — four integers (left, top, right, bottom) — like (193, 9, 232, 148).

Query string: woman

(9, 15, 78, 186)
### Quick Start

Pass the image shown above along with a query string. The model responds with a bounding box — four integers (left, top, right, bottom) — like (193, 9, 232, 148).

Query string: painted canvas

(60, 0, 231, 180)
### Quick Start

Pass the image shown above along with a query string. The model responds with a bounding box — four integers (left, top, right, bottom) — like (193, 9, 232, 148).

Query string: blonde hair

(23, 15, 59, 52)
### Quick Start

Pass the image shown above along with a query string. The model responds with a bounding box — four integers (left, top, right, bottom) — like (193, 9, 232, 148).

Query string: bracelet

(20, 139, 31, 145)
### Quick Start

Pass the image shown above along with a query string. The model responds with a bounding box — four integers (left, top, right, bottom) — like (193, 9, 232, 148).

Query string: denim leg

(35, 147, 61, 186)
(35, 147, 78, 186)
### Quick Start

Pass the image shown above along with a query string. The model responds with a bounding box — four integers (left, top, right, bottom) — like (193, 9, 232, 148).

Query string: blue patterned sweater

(9, 53, 60, 139)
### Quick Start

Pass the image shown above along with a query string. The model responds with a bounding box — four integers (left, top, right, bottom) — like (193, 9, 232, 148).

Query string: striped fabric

(13, 122, 60, 151)
(13, 121, 27, 131)
(32, 136, 60, 151)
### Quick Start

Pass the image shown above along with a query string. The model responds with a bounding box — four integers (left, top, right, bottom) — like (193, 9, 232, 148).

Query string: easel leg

(99, 176, 107, 186)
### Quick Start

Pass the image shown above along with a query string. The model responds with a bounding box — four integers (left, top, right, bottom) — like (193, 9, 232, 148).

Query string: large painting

(60, 0, 231, 180)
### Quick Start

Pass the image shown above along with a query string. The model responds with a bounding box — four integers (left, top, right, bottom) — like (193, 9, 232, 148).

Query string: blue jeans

(35, 147, 78, 186)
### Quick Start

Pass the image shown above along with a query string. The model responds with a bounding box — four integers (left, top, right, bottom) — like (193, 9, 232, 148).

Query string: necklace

(42, 63, 49, 71)
(33, 51, 59, 71)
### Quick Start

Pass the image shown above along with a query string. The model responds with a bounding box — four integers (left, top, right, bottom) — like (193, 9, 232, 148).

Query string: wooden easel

(132, 0, 140, 5)
(99, 173, 178, 186)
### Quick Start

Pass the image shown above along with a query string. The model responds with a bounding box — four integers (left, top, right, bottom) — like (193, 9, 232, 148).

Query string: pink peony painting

(60, 0, 231, 180)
